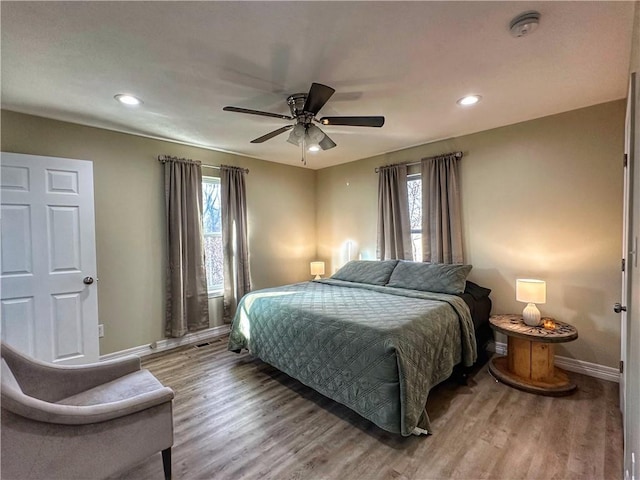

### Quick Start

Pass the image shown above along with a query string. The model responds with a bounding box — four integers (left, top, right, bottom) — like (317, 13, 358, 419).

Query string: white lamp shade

(306, 124, 325, 144)
(516, 279, 546, 304)
(287, 124, 306, 146)
(310, 261, 325, 276)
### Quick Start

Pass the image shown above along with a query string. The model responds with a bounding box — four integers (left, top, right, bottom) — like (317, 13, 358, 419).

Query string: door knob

(83, 276, 94, 285)
(613, 303, 627, 313)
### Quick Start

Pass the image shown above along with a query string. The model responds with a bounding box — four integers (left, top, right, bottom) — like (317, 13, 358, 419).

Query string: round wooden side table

(489, 314, 578, 396)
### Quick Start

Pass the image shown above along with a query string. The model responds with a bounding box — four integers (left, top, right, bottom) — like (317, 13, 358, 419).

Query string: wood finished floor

(114, 335, 622, 480)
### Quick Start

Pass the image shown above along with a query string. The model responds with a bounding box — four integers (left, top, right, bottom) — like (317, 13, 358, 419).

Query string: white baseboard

(490, 341, 620, 384)
(100, 325, 231, 361)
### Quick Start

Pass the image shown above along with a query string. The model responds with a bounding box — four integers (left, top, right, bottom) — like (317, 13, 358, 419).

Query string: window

(407, 176, 422, 262)
(202, 177, 223, 293)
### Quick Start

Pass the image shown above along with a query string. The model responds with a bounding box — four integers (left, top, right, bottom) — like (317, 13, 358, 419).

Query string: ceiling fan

(223, 83, 384, 162)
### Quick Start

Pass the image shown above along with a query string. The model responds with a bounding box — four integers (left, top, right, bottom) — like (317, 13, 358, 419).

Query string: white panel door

(1, 152, 99, 364)
(622, 72, 640, 480)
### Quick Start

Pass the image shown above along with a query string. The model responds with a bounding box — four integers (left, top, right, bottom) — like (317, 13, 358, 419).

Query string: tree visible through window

(202, 177, 223, 293)
(407, 176, 422, 262)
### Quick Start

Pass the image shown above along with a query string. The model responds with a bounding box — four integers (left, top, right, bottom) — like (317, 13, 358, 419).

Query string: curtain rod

(157, 155, 249, 174)
(374, 151, 463, 173)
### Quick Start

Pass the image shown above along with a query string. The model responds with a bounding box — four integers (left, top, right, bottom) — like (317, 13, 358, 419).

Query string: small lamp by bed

(516, 279, 546, 326)
(310, 261, 325, 280)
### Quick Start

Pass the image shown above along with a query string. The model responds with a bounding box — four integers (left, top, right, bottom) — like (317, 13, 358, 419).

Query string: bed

(228, 260, 492, 436)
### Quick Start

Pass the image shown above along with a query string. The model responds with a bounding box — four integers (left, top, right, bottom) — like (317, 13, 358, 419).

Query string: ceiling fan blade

(223, 106, 293, 120)
(319, 132, 337, 151)
(319, 116, 385, 127)
(303, 83, 335, 115)
(250, 125, 294, 143)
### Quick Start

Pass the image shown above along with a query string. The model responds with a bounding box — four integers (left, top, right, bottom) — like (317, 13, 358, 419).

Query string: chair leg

(162, 448, 172, 480)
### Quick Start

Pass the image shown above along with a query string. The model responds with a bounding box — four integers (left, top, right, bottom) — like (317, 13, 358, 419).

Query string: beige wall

(1, 111, 317, 354)
(0, 100, 627, 366)
(317, 100, 626, 368)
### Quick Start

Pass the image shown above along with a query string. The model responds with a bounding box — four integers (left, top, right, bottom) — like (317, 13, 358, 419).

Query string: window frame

(202, 176, 224, 296)
(407, 174, 422, 262)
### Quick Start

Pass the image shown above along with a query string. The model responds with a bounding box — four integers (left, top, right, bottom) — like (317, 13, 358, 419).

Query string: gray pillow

(331, 260, 399, 286)
(386, 261, 472, 294)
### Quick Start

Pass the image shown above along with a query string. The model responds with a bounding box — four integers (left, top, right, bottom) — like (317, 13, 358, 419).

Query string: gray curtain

(164, 157, 209, 337)
(221, 165, 251, 322)
(376, 164, 412, 260)
(421, 155, 464, 263)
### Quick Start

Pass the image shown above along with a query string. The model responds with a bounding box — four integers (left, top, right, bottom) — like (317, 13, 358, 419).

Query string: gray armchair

(1, 341, 174, 480)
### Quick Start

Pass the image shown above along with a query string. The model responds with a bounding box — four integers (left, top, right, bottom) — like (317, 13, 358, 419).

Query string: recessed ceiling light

(457, 95, 482, 106)
(114, 94, 143, 106)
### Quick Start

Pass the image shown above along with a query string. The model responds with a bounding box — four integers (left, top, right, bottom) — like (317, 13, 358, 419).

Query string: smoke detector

(509, 11, 541, 38)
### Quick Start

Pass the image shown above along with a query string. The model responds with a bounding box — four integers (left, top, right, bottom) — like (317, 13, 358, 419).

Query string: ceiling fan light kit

(223, 82, 384, 165)
(286, 124, 306, 146)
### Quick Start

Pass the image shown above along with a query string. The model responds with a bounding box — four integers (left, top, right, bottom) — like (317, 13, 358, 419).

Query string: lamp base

(522, 303, 541, 326)
(314, 275, 322, 280)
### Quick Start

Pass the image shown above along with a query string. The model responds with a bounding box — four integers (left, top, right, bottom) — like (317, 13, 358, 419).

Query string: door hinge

(624, 153, 628, 168)
(622, 258, 626, 272)
(620, 360, 624, 374)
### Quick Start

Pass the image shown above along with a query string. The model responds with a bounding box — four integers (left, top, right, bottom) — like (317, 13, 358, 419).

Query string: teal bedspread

(227, 279, 476, 436)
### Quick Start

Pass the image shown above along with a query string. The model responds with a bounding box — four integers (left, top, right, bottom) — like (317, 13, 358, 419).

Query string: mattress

(228, 278, 478, 435)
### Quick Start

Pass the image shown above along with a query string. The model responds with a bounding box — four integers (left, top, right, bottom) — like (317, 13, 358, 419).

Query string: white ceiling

(1, 1, 635, 169)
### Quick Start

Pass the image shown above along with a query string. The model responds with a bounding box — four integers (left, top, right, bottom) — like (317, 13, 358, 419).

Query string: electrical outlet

(98, 324, 104, 338)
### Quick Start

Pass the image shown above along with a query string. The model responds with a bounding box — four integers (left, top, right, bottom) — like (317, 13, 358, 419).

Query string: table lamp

(516, 279, 546, 326)
(310, 261, 325, 280)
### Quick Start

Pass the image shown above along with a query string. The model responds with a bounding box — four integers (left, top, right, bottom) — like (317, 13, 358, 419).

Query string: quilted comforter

(227, 279, 476, 436)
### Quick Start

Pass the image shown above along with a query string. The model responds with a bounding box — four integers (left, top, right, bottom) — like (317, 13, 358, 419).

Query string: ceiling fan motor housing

(287, 94, 308, 118)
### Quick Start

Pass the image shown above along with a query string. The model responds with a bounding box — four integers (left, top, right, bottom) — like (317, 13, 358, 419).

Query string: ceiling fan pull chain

(301, 137, 307, 165)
